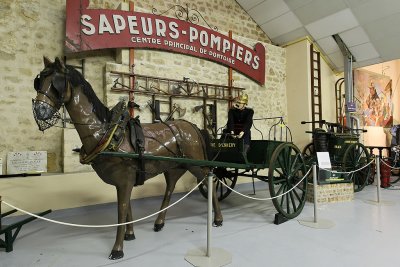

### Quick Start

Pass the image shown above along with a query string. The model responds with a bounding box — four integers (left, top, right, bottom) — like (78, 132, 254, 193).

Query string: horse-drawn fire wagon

(301, 120, 371, 192)
(32, 57, 308, 259)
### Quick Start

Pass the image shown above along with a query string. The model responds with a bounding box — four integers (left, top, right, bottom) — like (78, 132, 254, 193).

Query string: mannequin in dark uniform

(227, 93, 254, 154)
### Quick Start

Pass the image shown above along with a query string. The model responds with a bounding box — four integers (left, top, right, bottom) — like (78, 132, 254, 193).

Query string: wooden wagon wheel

(268, 143, 307, 219)
(342, 143, 371, 192)
(390, 172, 400, 184)
(302, 142, 316, 177)
(198, 167, 238, 201)
(302, 142, 315, 158)
(389, 157, 400, 184)
(367, 161, 376, 185)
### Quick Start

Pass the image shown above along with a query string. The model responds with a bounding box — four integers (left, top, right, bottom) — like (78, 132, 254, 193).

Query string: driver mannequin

(227, 93, 254, 154)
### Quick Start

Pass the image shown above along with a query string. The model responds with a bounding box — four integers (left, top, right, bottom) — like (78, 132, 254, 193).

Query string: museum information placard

(7, 151, 47, 174)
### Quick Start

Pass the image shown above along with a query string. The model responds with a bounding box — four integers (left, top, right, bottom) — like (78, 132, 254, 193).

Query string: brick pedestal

(306, 183, 354, 203)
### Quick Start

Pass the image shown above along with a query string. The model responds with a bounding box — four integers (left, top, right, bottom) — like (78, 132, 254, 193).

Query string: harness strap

(80, 102, 129, 164)
(130, 117, 146, 186)
(162, 121, 185, 157)
(183, 120, 209, 161)
(79, 124, 119, 164)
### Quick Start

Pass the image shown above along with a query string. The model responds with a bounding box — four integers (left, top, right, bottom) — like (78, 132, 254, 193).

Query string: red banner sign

(66, 0, 265, 84)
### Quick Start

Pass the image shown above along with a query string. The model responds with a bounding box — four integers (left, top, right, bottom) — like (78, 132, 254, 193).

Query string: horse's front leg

(211, 179, 223, 226)
(109, 185, 133, 260)
(124, 200, 135, 241)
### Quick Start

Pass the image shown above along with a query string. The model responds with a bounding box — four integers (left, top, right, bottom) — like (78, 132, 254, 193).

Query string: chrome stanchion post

(298, 164, 335, 229)
(0, 195, 2, 228)
(364, 156, 395, 206)
(376, 156, 381, 203)
(207, 171, 212, 257)
(185, 171, 231, 266)
(312, 163, 318, 223)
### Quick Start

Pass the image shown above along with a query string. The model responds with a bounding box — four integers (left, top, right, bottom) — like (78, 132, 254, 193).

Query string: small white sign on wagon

(7, 151, 47, 174)
(316, 152, 331, 169)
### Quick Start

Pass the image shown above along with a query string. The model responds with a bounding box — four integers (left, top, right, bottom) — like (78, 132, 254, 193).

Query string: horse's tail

(199, 129, 212, 161)
(177, 119, 211, 161)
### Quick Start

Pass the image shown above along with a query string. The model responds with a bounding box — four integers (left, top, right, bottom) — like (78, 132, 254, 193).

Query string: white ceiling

(236, 0, 400, 72)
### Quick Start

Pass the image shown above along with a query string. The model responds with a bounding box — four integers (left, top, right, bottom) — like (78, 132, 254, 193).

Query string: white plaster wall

(286, 39, 311, 150)
(320, 56, 340, 124)
(286, 39, 341, 151)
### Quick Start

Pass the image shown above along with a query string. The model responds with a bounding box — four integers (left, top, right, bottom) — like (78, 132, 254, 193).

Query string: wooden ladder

(310, 44, 322, 130)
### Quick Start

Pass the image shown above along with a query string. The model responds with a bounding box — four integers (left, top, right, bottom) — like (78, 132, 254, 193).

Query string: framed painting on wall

(354, 69, 393, 127)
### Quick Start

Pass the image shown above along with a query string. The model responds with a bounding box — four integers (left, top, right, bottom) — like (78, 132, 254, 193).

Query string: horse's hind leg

(124, 201, 135, 241)
(191, 167, 223, 226)
(154, 169, 186, 232)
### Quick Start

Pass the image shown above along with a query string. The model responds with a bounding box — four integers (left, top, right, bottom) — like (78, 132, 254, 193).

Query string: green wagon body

(318, 132, 359, 164)
(331, 134, 358, 164)
(205, 138, 308, 219)
(210, 139, 285, 169)
(304, 128, 371, 192)
(102, 137, 308, 220)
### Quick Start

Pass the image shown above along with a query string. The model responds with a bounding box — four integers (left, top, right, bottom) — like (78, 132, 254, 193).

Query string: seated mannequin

(227, 93, 254, 154)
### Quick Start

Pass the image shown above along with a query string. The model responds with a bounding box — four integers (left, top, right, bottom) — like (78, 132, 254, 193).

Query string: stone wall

(0, 0, 288, 174)
(306, 183, 354, 203)
(0, 0, 66, 173)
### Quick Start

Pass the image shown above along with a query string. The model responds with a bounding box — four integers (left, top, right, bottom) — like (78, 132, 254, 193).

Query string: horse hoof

(124, 233, 136, 241)
(109, 250, 124, 260)
(154, 223, 164, 232)
(213, 220, 223, 227)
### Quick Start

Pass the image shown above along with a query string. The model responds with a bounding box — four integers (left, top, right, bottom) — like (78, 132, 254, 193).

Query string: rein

(33, 98, 108, 131)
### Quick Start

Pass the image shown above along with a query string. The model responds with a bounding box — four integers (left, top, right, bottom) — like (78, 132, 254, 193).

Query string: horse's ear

(52, 72, 66, 96)
(43, 56, 52, 67)
(54, 57, 67, 72)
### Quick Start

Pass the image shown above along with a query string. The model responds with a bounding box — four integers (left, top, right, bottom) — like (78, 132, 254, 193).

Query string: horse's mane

(65, 65, 111, 122)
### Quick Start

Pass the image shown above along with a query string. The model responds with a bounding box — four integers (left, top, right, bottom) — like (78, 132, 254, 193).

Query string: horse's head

(33, 57, 72, 131)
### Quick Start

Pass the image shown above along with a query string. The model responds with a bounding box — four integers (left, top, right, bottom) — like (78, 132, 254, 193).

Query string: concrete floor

(1, 182, 399, 267)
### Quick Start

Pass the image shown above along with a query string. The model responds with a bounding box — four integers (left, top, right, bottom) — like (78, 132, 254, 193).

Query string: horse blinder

(34, 75, 40, 91)
(34, 71, 69, 106)
(52, 72, 67, 96)
(32, 72, 65, 131)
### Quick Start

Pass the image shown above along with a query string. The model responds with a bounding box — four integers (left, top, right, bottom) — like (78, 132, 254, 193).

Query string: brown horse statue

(32, 57, 223, 260)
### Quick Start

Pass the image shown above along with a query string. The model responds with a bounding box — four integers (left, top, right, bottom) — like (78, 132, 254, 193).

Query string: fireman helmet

(236, 93, 248, 105)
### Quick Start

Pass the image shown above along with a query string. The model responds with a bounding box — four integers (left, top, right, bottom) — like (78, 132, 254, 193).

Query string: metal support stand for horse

(185, 171, 232, 267)
(249, 172, 256, 196)
(364, 157, 395, 206)
(298, 164, 335, 229)
(0, 196, 52, 252)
